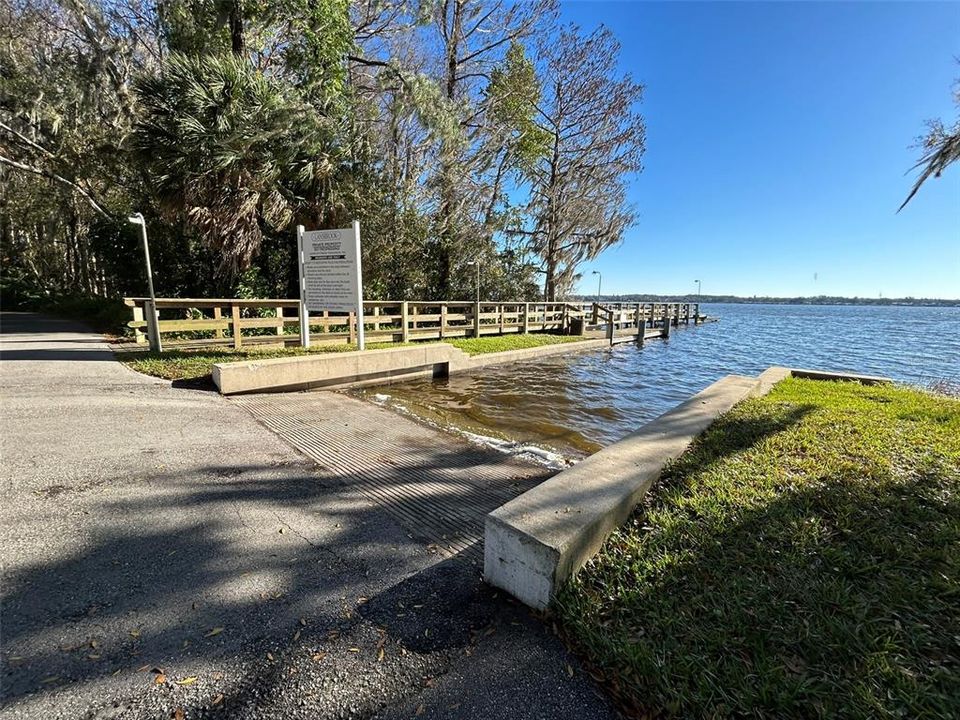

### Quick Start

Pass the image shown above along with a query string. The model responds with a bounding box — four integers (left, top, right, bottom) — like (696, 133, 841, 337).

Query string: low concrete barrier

(212, 337, 634, 394)
(213, 344, 465, 394)
(483, 366, 891, 610)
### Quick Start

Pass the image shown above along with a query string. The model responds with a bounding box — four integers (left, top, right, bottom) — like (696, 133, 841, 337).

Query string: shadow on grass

(558, 402, 960, 718)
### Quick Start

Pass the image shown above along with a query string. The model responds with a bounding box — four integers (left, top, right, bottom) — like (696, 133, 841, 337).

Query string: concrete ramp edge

(482, 366, 892, 610)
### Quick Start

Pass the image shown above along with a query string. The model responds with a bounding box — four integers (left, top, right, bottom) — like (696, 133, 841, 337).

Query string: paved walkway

(0, 313, 615, 720)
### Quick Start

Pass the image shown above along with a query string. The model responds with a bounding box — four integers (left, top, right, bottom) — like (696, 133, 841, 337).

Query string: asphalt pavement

(0, 312, 616, 720)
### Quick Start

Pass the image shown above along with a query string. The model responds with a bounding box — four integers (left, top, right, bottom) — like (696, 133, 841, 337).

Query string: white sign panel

(297, 222, 365, 350)
(300, 227, 359, 313)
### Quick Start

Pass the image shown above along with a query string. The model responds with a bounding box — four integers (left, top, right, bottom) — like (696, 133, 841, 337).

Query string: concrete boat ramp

(0, 313, 615, 720)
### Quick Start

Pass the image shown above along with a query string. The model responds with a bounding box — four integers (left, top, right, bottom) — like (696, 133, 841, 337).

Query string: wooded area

(0, 0, 646, 305)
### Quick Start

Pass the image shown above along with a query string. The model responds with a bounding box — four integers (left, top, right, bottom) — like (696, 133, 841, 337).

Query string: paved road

(0, 313, 615, 720)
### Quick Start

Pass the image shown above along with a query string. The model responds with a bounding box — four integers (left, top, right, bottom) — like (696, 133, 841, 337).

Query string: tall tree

(131, 52, 332, 282)
(425, 0, 555, 298)
(518, 26, 645, 300)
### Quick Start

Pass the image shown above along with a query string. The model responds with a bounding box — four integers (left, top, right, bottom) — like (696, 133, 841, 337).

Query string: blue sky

(562, 1, 960, 299)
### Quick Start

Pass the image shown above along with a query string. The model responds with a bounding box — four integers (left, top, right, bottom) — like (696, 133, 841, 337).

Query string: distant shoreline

(573, 295, 960, 308)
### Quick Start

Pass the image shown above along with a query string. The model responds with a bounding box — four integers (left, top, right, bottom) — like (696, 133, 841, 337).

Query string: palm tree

(899, 76, 960, 211)
(131, 52, 332, 280)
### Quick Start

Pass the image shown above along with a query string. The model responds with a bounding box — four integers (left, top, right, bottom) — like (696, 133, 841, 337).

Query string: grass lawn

(117, 342, 404, 381)
(118, 333, 587, 381)
(557, 378, 960, 719)
(446, 333, 586, 355)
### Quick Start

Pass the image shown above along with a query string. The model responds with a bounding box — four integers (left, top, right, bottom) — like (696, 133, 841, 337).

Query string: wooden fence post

(661, 305, 671, 338)
(213, 306, 224, 339)
(231, 303, 242, 349)
(275, 306, 284, 336)
(499, 304, 505, 334)
(440, 303, 447, 339)
(401, 301, 410, 343)
(474, 302, 481, 338)
(695, 303, 700, 323)
(523, 303, 530, 334)
(349, 312, 356, 344)
(132, 305, 146, 345)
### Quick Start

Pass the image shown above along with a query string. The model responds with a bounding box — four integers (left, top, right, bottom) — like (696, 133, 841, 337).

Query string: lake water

(354, 304, 960, 465)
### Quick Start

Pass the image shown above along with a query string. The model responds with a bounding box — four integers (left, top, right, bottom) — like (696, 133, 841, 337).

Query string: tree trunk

(229, 0, 245, 55)
(435, 0, 463, 298)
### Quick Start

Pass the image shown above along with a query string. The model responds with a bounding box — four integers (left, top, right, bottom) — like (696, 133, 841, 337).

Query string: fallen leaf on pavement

(204, 627, 224, 638)
(211, 694, 224, 706)
(173, 708, 185, 720)
(566, 663, 574, 678)
(176, 677, 198, 685)
(129, 630, 141, 639)
(155, 674, 167, 685)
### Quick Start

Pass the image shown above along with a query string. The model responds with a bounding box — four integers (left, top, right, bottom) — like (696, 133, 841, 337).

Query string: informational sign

(300, 227, 358, 312)
(297, 222, 364, 349)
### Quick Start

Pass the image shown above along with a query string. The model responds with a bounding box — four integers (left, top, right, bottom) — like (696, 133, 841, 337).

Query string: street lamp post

(592, 270, 602, 304)
(695, 279, 701, 299)
(128, 212, 162, 352)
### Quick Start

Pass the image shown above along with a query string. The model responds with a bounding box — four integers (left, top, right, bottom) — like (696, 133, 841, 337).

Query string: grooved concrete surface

(233, 392, 551, 564)
(0, 313, 615, 720)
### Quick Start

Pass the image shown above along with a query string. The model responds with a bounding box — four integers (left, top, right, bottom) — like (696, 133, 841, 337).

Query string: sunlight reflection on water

(354, 304, 960, 461)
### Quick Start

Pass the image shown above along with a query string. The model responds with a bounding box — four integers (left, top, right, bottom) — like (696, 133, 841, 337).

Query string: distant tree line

(0, 0, 646, 305)
(580, 294, 960, 307)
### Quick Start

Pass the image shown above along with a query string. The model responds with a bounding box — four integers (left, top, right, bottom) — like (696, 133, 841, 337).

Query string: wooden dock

(123, 298, 706, 351)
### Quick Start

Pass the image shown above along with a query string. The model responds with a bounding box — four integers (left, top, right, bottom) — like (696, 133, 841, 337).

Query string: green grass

(118, 333, 589, 381)
(446, 333, 586, 355)
(557, 378, 960, 719)
(118, 343, 404, 381)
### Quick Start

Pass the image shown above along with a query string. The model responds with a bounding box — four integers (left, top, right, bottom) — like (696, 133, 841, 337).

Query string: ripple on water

(353, 304, 960, 461)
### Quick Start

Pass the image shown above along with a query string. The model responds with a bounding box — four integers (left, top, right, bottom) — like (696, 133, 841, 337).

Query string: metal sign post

(352, 220, 365, 351)
(296, 225, 310, 348)
(298, 222, 364, 350)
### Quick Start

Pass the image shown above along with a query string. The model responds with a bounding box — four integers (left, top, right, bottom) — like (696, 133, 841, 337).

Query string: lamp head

(127, 213, 144, 226)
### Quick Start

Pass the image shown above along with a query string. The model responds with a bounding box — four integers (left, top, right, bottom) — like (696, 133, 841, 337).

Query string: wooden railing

(123, 298, 702, 351)
(578, 301, 700, 328)
(123, 298, 586, 350)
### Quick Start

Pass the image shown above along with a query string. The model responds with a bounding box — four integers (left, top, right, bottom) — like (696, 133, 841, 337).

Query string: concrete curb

(212, 336, 650, 394)
(482, 366, 891, 610)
